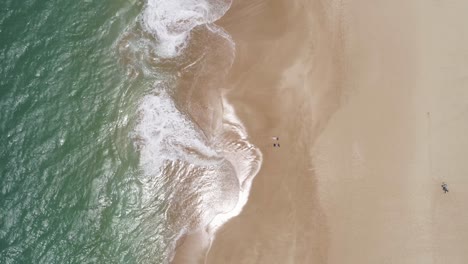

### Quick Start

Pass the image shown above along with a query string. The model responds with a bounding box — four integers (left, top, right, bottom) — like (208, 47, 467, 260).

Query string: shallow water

(0, 0, 261, 263)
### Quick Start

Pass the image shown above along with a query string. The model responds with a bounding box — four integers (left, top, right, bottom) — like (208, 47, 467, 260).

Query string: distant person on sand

(272, 137, 280, 147)
(441, 182, 449, 193)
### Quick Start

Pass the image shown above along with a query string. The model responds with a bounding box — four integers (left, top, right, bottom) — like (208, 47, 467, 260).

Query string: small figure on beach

(272, 136, 280, 147)
(441, 182, 449, 193)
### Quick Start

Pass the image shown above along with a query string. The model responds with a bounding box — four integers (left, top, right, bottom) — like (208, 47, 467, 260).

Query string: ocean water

(0, 0, 261, 263)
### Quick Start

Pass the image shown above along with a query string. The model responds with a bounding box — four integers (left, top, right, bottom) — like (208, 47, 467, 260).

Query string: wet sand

(173, 0, 468, 263)
(205, 0, 344, 263)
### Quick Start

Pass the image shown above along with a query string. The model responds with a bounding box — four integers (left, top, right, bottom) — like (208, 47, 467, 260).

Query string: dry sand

(310, 1, 468, 263)
(174, 0, 468, 263)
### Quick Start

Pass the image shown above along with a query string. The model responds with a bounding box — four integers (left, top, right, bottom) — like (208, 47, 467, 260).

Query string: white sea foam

(130, 0, 262, 262)
(134, 86, 220, 173)
(141, 0, 232, 58)
(134, 88, 262, 262)
(133, 85, 261, 219)
(207, 97, 263, 233)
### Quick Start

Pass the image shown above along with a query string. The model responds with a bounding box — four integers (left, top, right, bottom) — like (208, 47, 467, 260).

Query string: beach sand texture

(173, 0, 468, 263)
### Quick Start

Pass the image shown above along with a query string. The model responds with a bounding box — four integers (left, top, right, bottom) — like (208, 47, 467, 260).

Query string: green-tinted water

(0, 1, 170, 263)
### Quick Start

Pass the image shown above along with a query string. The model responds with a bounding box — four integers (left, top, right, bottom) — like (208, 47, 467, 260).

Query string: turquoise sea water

(1, 0, 262, 263)
(0, 1, 171, 263)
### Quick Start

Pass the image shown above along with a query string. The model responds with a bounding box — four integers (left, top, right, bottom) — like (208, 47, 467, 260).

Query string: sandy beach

(173, 0, 468, 263)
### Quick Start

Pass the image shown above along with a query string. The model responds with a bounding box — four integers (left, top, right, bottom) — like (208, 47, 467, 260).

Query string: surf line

(136, 0, 263, 261)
